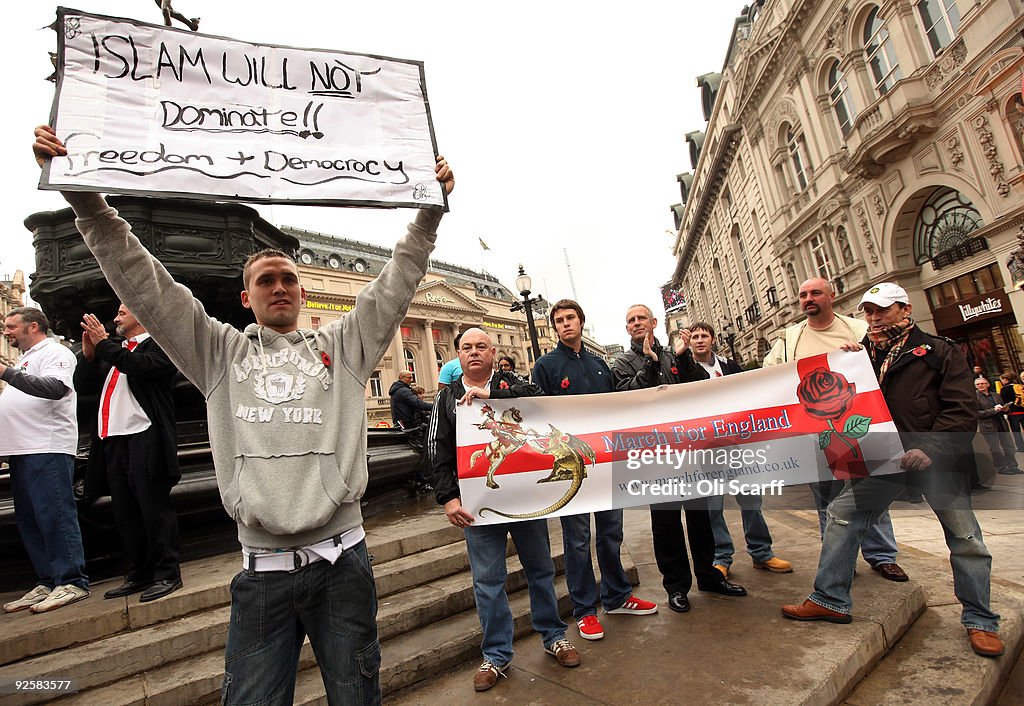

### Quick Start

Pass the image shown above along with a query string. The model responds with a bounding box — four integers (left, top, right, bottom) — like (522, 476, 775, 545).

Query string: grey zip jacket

(64, 191, 441, 549)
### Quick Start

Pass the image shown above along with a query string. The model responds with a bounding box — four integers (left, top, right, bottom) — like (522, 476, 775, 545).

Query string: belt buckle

(289, 548, 312, 573)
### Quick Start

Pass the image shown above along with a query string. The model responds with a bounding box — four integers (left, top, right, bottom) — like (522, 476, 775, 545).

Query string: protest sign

(456, 350, 906, 525)
(42, 8, 446, 209)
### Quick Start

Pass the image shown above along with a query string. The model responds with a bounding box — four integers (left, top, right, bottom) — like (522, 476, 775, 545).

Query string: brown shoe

(781, 599, 852, 624)
(544, 638, 581, 667)
(753, 556, 793, 573)
(473, 660, 508, 691)
(968, 629, 1005, 657)
(872, 563, 909, 582)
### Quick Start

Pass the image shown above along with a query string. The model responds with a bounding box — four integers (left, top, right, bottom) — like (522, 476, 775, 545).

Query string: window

(786, 126, 809, 190)
(310, 316, 321, 330)
(368, 371, 382, 398)
(864, 7, 903, 96)
(403, 347, 416, 377)
(786, 263, 799, 298)
(913, 187, 984, 264)
(828, 61, 857, 137)
(917, 0, 960, 55)
(435, 348, 444, 371)
(733, 227, 756, 301)
(810, 234, 834, 281)
(926, 264, 1004, 306)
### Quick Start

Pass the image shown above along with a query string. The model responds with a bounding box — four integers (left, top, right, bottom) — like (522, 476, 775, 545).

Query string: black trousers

(649, 497, 722, 596)
(982, 430, 1019, 472)
(104, 429, 181, 583)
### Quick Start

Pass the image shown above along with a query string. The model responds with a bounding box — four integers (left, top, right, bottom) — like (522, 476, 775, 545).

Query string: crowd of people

(0, 126, 1007, 703)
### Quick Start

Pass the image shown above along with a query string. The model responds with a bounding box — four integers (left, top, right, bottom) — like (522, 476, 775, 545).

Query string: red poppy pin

(671, 366, 679, 375)
(321, 351, 332, 368)
(499, 380, 509, 390)
(560, 377, 570, 389)
(911, 345, 930, 357)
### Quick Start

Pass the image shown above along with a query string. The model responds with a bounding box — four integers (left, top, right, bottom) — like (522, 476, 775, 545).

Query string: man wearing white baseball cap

(783, 282, 1003, 658)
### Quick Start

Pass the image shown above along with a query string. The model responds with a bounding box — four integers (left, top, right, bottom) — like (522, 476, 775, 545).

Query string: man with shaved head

(428, 328, 581, 691)
(763, 277, 907, 582)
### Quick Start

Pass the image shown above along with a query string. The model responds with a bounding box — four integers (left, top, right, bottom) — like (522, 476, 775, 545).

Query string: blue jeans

(812, 480, 897, 566)
(9, 454, 88, 589)
(221, 540, 381, 706)
(809, 471, 999, 632)
(464, 519, 566, 666)
(560, 510, 632, 618)
(707, 493, 775, 566)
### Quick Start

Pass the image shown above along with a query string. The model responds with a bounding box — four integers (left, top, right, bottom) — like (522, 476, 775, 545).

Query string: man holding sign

(782, 283, 1003, 658)
(428, 328, 581, 692)
(34, 125, 454, 704)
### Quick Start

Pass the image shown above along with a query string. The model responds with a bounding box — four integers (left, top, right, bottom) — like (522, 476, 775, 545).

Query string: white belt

(242, 526, 366, 573)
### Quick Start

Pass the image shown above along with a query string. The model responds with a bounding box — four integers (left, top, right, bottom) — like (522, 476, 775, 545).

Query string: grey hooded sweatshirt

(64, 191, 440, 549)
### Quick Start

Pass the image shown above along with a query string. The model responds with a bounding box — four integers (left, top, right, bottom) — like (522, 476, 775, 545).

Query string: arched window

(828, 61, 857, 137)
(864, 7, 902, 96)
(435, 348, 444, 371)
(917, 0, 961, 55)
(786, 126, 809, 190)
(913, 188, 984, 263)
(403, 347, 417, 378)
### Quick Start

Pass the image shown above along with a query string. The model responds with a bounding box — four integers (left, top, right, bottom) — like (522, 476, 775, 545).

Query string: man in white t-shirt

(0, 307, 90, 613)
(763, 278, 907, 582)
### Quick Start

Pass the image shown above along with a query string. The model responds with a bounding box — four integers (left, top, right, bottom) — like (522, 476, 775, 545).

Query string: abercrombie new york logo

(232, 350, 331, 425)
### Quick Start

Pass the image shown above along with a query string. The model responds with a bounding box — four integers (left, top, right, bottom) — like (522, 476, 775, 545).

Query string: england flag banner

(41, 8, 447, 209)
(456, 351, 906, 526)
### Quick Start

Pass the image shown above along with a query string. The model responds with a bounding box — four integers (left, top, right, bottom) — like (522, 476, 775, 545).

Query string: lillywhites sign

(959, 297, 1002, 321)
(455, 350, 905, 525)
(42, 9, 446, 209)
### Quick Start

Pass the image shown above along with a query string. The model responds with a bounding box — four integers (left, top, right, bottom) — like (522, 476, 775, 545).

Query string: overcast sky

(2, 1, 742, 345)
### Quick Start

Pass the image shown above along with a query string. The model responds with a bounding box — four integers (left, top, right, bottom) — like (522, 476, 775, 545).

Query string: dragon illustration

(470, 404, 596, 519)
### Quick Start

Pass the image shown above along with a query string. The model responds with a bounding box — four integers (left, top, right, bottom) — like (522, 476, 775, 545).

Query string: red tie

(99, 339, 138, 439)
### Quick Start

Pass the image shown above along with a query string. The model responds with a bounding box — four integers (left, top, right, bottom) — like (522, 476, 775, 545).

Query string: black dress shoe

(697, 580, 748, 597)
(668, 592, 690, 613)
(104, 580, 152, 599)
(139, 578, 183, 603)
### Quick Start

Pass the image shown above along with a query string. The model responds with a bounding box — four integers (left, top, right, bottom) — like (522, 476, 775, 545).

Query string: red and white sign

(456, 351, 905, 525)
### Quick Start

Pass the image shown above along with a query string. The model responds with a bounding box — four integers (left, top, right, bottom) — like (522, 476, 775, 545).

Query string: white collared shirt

(0, 337, 78, 456)
(98, 333, 153, 438)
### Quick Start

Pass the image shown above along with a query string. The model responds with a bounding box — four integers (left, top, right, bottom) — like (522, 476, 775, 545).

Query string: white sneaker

(29, 584, 90, 613)
(3, 585, 51, 613)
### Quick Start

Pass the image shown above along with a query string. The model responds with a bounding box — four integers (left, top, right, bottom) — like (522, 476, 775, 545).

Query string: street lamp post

(722, 321, 739, 364)
(510, 264, 543, 364)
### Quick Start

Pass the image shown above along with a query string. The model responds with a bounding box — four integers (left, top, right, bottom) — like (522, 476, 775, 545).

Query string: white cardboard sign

(42, 8, 447, 209)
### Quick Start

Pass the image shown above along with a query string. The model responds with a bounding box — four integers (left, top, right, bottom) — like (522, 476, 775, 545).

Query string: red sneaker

(576, 614, 605, 640)
(606, 595, 658, 615)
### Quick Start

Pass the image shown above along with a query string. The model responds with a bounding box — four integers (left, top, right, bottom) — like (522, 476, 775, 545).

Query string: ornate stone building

(285, 226, 535, 425)
(0, 271, 27, 385)
(669, 0, 1024, 378)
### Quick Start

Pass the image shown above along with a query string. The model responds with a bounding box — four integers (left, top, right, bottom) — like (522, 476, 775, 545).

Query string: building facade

(285, 227, 536, 425)
(0, 271, 27, 388)
(669, 0, 1024, 379)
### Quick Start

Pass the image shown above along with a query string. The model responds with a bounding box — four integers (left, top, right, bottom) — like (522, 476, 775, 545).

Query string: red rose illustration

(320, 351, 332, 368)
(560, 377, 570, 389)
(499, 380, 510, 390)
(797, 368, 856, 421)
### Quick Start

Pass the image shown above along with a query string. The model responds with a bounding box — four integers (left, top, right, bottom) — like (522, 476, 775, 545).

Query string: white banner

(456, 351, 906, 525)
(42, 8, 447, 209)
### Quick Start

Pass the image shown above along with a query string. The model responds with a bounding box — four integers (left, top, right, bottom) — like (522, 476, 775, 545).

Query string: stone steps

(0, 514, 595, 705)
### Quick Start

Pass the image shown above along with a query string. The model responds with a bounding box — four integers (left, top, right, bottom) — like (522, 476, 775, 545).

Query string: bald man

(763, 278, 907, 582)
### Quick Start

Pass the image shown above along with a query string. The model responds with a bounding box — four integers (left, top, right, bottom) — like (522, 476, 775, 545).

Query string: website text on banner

(456, 350, 906, 526)
(42, 8, 446, 209)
